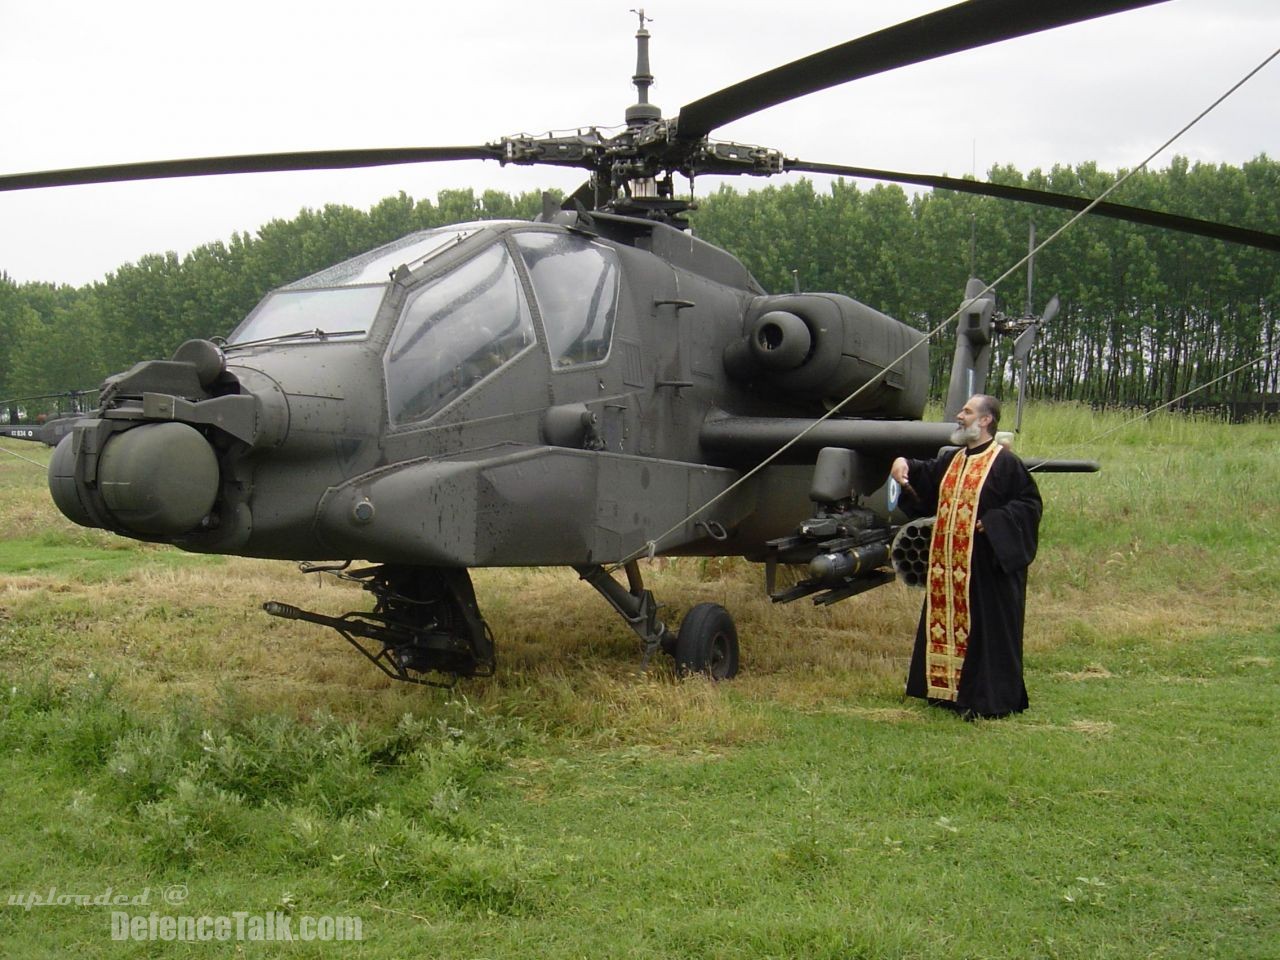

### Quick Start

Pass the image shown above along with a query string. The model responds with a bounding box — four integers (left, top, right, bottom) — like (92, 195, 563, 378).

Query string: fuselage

(49, 212, 946, 567)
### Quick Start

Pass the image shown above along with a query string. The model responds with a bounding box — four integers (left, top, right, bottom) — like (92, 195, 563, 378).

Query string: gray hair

(973, 394, 1001, 430)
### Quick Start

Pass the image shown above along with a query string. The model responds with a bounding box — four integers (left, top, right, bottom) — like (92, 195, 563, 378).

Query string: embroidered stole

(925, 444, 1002, 701)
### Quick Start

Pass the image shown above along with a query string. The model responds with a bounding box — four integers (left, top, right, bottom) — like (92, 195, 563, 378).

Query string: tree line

(2, 158, 1277, 415)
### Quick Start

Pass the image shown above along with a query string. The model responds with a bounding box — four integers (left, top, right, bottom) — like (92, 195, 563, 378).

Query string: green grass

(0, 532, 223, 579)
(1, 408, 1278, 958)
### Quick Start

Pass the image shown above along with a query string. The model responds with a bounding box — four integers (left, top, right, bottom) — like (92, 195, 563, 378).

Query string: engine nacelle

(723, 293, 928, 419)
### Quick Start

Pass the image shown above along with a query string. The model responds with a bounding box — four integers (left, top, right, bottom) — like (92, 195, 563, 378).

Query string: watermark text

(8, 887, 156, 911)
(111, 911, 363, 943)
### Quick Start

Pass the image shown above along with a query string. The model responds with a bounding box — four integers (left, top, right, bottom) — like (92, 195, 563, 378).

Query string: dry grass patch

(474, 667, 772, 749)
(477, 558, 919, 714)
(1067, 718, 1116, 738)
(811, 704, 924, 724)
(1234, 656, 1273, 669)
(1057, 664, 1116, 681)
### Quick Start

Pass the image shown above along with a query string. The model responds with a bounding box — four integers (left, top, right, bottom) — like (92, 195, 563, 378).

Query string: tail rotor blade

(1016, 354, 1030, 434)
(1012, 294, 1056, 431)
(1013, 325, 1038, 366)
(1040, 294, 1060, 326)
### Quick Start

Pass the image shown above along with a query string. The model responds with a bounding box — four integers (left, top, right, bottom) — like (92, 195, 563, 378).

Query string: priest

(889, 394, 1042, 718)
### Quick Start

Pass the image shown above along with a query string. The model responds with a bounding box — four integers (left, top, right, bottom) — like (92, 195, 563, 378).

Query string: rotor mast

(625, 9, 665, 203)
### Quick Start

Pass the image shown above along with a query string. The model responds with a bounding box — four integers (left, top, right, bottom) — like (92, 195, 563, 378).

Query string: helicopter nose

(49, 421, 220, 536)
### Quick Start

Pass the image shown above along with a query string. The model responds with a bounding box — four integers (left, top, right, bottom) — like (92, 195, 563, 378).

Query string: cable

(0, 444, 50, 469)
(607, 42, 1280, 571)
(1026, 345, 1280, 471)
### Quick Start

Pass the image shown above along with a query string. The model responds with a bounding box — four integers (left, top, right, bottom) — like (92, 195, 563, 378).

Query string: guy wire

(0, 445, 51, 469)
(607, 43, 1280, 573)
(1026, 345, 1280, 472)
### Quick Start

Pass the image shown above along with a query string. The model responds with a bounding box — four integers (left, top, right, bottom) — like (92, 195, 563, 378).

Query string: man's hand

(890, 457, 910, 486)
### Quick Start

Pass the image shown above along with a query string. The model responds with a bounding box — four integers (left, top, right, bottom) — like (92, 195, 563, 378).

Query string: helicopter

(1, 391, 98, 446)
(4, 0, 1279, 686)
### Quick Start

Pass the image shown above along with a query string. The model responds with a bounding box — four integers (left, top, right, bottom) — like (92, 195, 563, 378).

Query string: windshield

(227, 285, 386, 346)
(226, 227, 481, 345)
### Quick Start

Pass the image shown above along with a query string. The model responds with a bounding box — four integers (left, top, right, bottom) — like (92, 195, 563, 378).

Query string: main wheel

(674, 603, 739, 679)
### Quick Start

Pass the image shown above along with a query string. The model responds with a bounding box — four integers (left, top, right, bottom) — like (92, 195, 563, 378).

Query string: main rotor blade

(0, 146, 503, 193)
(675, 0, 1168, 142)
(784, 160, 1280, 253)
(1, 389, 96, 407)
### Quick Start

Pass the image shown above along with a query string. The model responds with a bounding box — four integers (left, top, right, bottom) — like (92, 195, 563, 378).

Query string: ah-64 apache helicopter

(4, 0, 1278, 686)
(1, 391, 97, 447)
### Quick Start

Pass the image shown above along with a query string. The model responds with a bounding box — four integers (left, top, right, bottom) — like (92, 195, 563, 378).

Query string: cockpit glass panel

(385, 243, 535, 423)
(227, 285, 385, 345)
(226, 227, 484, 345)
(285, 227, 477, 289)
(513, 232, 618, 368)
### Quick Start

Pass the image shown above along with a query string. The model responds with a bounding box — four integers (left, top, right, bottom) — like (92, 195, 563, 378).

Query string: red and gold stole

(924, 443, 1002, 701)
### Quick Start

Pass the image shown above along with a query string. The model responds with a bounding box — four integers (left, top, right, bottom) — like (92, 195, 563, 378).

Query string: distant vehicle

(2, 392, 95, 446)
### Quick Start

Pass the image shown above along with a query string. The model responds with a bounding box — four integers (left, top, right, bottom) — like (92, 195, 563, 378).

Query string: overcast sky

(2, 0, 1277, 287)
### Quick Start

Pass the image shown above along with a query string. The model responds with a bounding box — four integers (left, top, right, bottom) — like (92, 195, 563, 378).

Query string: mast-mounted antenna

(627, 9, 661, 127)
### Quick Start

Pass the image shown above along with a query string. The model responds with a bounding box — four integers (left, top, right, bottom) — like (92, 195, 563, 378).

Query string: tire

(674, 603, 739, 680)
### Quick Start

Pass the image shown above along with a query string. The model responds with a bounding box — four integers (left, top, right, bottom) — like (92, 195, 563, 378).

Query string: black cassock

(901, 440, 1042, 717)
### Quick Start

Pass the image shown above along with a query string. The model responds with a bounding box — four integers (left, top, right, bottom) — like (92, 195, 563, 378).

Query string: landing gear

(675, 602, 739, 679)
(268, 559, 742, 685)
(574, 561, 673, 670)
(264, 564, 495, 687)
(575, 562, 740, 679)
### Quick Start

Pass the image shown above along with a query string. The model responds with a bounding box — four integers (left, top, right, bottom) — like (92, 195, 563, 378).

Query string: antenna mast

(626, 9, 661, 127)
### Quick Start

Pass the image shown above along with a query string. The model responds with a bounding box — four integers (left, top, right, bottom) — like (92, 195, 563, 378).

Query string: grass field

(0, 404, 1277, 959)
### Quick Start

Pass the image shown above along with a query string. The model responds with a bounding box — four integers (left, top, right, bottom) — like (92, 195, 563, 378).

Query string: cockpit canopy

(385, 228, 620, 423)
(225, 222, 621, 424)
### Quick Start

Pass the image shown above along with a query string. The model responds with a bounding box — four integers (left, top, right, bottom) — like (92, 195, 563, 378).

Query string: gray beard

(951, 424, 981, 446)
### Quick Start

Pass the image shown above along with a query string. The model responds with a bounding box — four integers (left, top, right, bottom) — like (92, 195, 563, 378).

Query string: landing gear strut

(575, 561, 740, 679)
